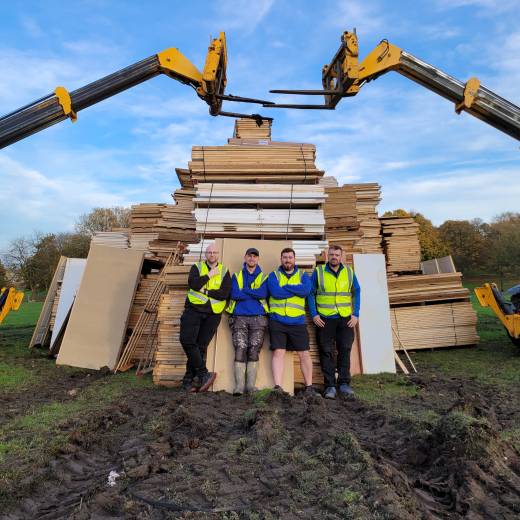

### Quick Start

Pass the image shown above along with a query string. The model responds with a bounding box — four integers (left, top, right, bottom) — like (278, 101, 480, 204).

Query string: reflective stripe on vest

(315, 264, 353, 317)
(268, 269, 306, 318)
(187, 262, 228, 314)
(226, 270, 268, 314)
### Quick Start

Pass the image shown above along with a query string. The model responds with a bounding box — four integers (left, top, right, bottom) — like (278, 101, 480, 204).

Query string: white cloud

(215, 0, 275, 33)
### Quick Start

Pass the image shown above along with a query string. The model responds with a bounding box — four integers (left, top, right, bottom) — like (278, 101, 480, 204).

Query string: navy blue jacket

(230, 264, 268, 316)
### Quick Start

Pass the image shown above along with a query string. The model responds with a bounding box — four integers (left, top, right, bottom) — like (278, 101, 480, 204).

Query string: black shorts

(268, 319, 309, 351)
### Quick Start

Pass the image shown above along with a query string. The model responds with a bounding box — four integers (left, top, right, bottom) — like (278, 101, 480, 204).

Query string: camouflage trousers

(229, 315, 268, 362)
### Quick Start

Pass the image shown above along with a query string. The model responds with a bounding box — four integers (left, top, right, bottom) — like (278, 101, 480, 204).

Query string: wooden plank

(56, 245, 144, 370)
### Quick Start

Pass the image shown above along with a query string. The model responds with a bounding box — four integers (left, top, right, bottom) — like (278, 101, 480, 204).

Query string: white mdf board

(353, 253, 396, 374)
(50, 258, 87, 349)
(57, 245, 144, 370)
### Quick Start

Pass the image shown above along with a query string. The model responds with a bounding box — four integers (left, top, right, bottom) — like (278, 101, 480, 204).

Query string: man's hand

(313, 315, 326, 328)
(208, 267, 219, 278)
(347, 316, 358, 328)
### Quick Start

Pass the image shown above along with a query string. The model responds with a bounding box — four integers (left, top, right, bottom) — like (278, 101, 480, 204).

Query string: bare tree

(75, 207, 131, 236)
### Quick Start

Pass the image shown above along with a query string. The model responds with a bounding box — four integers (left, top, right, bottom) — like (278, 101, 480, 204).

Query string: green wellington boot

(233, 362, 246, 395)
(245, 361, 259, 393)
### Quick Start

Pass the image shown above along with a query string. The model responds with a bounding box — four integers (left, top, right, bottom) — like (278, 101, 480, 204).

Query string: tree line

(2, 207, 518, 294)
(384, 210, 520, 280)
(1, 207, 130, 295)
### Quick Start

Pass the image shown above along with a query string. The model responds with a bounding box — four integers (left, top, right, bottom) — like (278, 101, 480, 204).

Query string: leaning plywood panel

(57, 245, 144, 370)
(50, 259, 87, 349)
(353, 253, 396, 374)
(209, 238, 294, 394)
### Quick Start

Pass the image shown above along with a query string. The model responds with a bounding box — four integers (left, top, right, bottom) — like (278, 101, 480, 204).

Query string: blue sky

(1, 0, 519, 253)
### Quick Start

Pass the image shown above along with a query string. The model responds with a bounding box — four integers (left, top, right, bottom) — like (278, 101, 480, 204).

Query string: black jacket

(185, 262, 232, 313)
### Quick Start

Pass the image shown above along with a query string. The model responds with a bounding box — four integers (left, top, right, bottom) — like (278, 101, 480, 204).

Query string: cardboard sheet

(50, 258, 86, 349)
(57, 245, 144, 370)
(207, 238, 294, 394)
(353, 253, 396, 374)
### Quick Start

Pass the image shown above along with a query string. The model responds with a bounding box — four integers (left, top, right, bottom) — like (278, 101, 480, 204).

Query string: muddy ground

(1, 326, 520, 519)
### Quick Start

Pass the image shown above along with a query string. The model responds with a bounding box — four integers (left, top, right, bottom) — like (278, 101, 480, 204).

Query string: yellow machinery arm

(0, 33, 270, 149)
(474, 283, 520, 346)
(0, 287, 24, 325)
(268, 30, 520, 141)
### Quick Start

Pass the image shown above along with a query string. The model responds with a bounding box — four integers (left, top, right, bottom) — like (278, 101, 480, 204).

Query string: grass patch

(0, 362, 33, 391)
(1, 301, 42, 329)
(353, 373, 419, 405)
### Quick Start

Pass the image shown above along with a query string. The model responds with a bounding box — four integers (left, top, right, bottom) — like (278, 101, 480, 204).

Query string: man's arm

(242, 277, 268, 299)
(283, 271, 312, 297)
(230, 274, 250, 301)
(307, 270, 319, 317)
(352, 273, 361, 318)
(207, 271, 232, 300)
(188, 264, 209, 291)
(267, 272, 294, 299)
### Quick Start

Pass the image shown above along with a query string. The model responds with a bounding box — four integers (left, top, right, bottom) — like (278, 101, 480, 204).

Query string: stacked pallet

(392, 301, 478, 350)
(234, 118, 271, 139)
(387, 273, 470, 305)
(153, 266, 190, 386)
(91, 231, 129, 248)
(324, 183, 382, 260)
(129, 189, 196, 259)
(380, 216, 421, 273)
(187, 143, 323, 184)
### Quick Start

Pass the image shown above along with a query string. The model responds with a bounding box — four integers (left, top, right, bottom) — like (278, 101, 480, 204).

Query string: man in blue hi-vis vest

(308, 244, 361, 399)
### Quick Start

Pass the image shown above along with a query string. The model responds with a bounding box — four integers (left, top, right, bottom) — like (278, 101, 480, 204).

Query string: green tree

(438, 219, 489, 274)
(0, 259, 7, 288)
(382, 209, 411, 217)
(75, 207, 130, 236)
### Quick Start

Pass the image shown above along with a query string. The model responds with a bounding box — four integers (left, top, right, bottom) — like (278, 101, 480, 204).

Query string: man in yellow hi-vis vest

(267, 247, 320, 397)
(180, 243, 231, 392)
(227, 247, 268, 395)
(308, 244, 361, 399)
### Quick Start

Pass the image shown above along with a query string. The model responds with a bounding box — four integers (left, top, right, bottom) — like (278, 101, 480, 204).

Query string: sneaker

(339, 383, 354, 396)
(198, 372, 217, 392)
(272, 384, 287, 395)
(324, 386, 337, 399)
(181, 379, 194, 392)
(304, 385, 321, 398)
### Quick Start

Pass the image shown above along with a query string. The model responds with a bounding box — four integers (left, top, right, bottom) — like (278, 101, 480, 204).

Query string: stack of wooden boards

(323, 183, 383, 261)
(234, 118, 271, 139)
(380, 216, 421, 273)
(91, 231, 129, 248)
(388, 273, 478, 350)
(129, 188, 196, 260)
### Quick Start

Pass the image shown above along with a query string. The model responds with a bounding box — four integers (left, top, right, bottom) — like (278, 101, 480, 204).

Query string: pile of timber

(234, 118, 271, 139)
(380, 216, 421, 273)
(153, 266, 191, 386)
(91, 231, 129, 248)
(388, 272, 478, 350)
(387, 273, 470, 305)
(392, 301, 478, 350)
(129, 189, 196, 259)
(324, 183, 382, 260)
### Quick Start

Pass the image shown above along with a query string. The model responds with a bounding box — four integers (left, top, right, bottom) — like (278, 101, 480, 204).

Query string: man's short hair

(328, 244, 343, 252)
(280, 247, 296, 257)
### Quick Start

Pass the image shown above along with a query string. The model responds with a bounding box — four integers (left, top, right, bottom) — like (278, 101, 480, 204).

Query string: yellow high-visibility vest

(187, 262, 228, 314)
(315, 264, 353, 317)
(269, 269, 306, 318)
(226, 270, 268, 314)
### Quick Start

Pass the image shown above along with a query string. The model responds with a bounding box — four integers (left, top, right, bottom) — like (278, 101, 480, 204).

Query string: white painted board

(353, 253, 396, 374)
(50, 258, 87, 349)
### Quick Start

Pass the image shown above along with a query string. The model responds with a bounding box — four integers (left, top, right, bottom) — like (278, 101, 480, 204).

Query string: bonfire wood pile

(323, 183, 382, 262)
(380, 216, 421, 273)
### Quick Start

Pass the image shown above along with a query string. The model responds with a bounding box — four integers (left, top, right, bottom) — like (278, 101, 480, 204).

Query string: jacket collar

(325, 262, 344, 275)
(278, 265, 299, 277)
(242, 263, 261, 277)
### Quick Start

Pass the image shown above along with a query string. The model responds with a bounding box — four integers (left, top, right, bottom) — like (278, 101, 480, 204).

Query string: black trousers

(179, 307, 221, 382)
(316, 316, 354, 387)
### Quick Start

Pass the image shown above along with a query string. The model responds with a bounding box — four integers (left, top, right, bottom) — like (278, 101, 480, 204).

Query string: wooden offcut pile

(323, 183, 382, 261)
(380, 216, 421, 273)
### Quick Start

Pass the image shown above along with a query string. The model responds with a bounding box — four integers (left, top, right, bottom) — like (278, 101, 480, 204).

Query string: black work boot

(198, 371, 217, 392)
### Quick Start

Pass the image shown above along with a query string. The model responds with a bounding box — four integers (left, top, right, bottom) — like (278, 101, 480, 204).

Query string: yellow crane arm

(0, 287, 24, 325)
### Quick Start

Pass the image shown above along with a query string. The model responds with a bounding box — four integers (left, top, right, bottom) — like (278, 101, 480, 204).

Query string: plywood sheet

(207, 238, 294, 394)
(57, 245, 144, 370)
(353, 253, 396, 374)
(50, 259, 86, 349)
